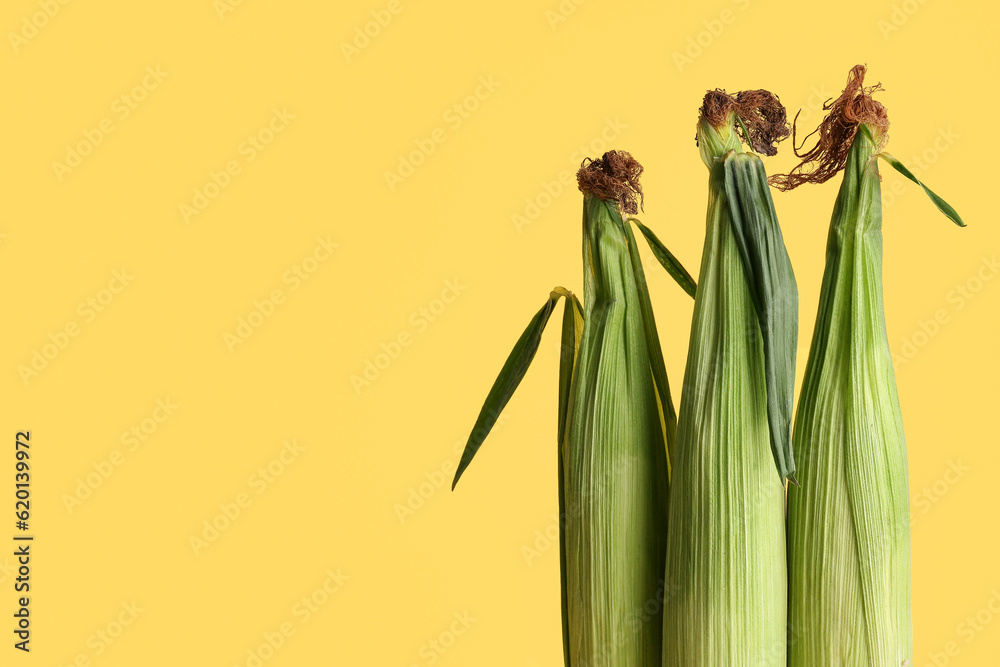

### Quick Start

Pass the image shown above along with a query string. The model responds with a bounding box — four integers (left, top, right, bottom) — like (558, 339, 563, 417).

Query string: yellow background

(1, 0, 997, 664)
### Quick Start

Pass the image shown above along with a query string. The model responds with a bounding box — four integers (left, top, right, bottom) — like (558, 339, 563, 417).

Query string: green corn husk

(787, 117, 910, 667)
(662, 91, 797, 666)
(775, 65, 964, 666)
(562, 188, 680, 665)
(452, 151, 695, 666)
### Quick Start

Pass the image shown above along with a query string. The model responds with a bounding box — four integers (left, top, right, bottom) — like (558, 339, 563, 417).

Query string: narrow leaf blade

(879, 151, 966, 227)
(723, 152, 799, 481)
(630, 218, 698, 299)
(556, 292, 583, 667)
(451, 292, 561, 489)
(622, 218, 678, 468)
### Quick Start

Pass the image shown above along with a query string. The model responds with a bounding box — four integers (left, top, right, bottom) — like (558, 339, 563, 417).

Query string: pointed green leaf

(557, 293, 584, 446)
(722, 152, 799, 482)
(452, 288, 573, 490)
(622, 218, 679, 468)
(628, 218, 698, 299)
(879, 151, 966, 227)
(556, 292, 582, 667)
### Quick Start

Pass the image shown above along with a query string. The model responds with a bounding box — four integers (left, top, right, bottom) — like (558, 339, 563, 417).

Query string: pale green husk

(661, 112, 789, 666)
(786, 125, 912, 665)
(452, 171, 694, 666)
(561, 194, 672, 665)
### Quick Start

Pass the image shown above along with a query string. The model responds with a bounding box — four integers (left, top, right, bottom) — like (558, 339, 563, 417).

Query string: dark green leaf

(452, 288, 574, 490)
(556, 292, 582, 667)
(723, 152, 799, 482)
(622, 219, 679, 467)
(879, 151, 966, 227)
(629, 218, 698, 299)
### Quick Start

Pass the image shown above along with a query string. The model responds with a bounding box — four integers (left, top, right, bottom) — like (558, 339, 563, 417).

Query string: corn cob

(452, 151, 695, 665)
(771, 65, 965, 666)
(661, 89, 797, 666)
